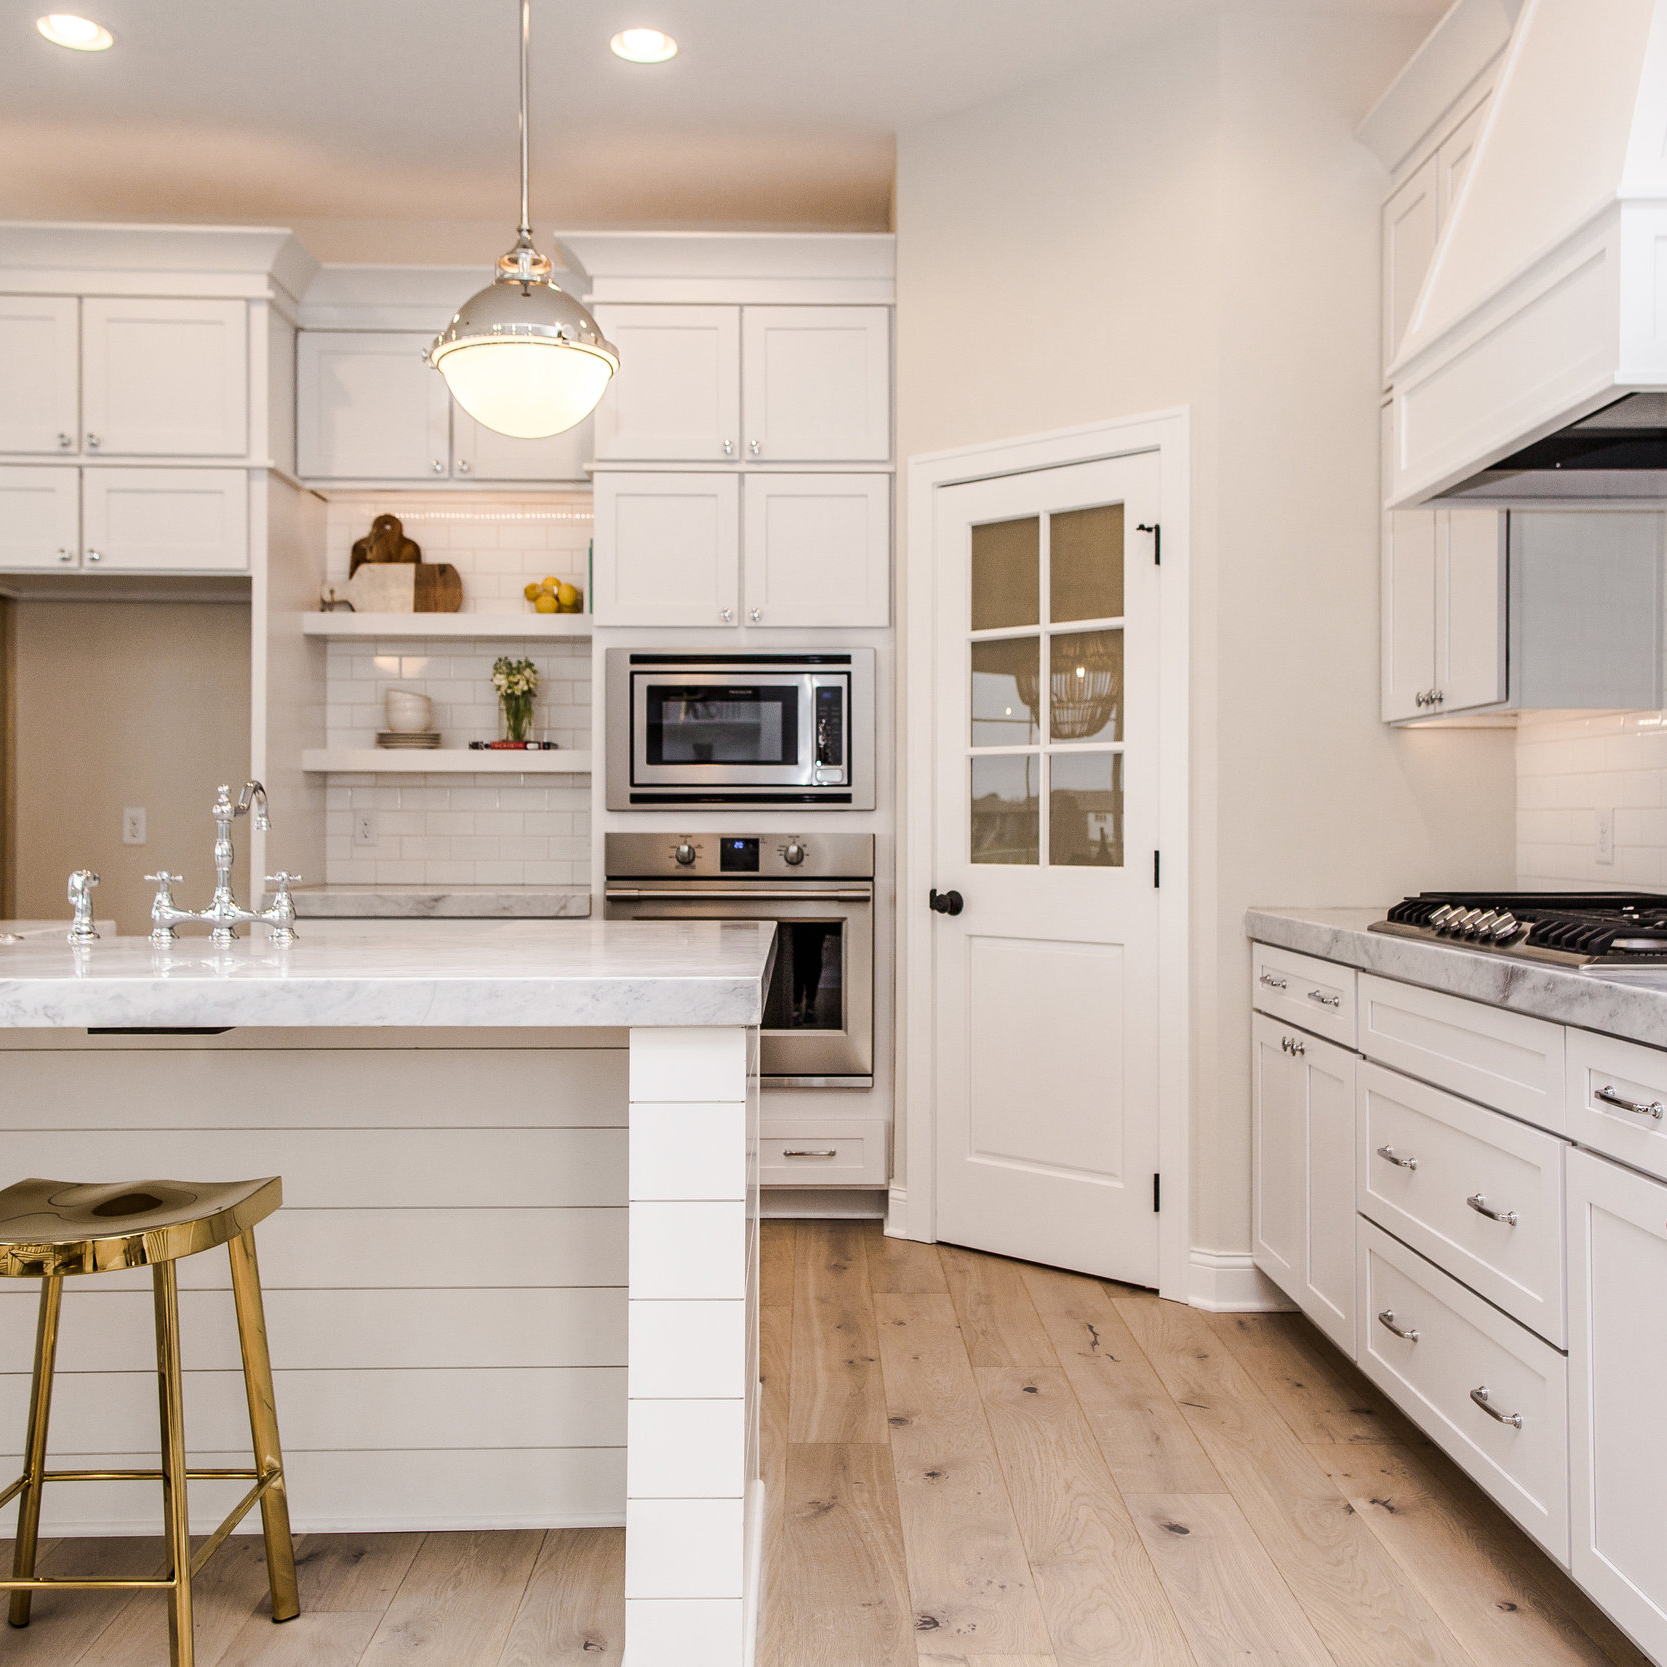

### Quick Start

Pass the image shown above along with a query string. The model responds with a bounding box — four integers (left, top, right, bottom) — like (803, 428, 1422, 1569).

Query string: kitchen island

(0, 918, 773, 1667)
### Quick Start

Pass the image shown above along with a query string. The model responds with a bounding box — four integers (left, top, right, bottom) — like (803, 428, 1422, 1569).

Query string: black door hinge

(1137, 522, 1161, 565)
(1153, 1173, 1161, 1212)
(1153, 850, 1161, 888)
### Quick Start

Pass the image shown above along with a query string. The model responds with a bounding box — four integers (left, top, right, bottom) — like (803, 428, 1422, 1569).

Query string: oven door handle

(605, 887, 873, 902)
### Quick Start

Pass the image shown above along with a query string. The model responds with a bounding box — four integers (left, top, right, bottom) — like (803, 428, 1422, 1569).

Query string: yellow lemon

(523, 581, 542, 602)
(534, 592, 560, 614)
(556, 582, 579, 608)
(540, 575, 560, 593)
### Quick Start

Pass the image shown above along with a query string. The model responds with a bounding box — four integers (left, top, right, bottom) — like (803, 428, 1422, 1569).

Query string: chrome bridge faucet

(145, 781, 301, 946)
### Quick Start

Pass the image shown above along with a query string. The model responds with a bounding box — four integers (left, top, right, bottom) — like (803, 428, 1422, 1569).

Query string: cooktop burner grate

(1379, 891, 1667, 964)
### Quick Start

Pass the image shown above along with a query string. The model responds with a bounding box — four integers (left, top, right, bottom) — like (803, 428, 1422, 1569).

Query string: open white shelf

(302, 612, 591, 640)
(302, 748, 592, 775)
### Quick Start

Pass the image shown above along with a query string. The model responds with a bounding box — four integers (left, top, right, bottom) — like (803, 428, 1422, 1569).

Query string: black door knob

(929, 888, 964, 917)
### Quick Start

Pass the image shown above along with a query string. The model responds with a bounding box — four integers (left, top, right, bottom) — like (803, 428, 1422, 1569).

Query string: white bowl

(384, 689, 433, 733)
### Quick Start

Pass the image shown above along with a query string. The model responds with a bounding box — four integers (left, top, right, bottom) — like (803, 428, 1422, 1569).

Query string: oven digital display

(720, 838, 760, 873)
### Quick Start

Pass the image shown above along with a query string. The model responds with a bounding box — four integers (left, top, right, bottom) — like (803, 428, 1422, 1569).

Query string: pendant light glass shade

(430, 2, 618, 438)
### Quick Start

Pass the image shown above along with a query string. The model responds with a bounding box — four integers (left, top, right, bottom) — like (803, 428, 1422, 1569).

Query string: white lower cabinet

(757, 1118, 888, 1188)
(1251, 1013, 1356, 1357)
(1359, 1218, 1569, 1562)
(0, 465, 80, 570)
(1567, 1147, 1667, 1661)
(81, 468, 249, 572)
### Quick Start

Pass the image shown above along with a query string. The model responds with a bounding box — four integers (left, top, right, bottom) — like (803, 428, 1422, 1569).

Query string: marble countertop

(1248, 905, 1667, 1048)
(290, 885, 591, 919)
(0, 919, 774, 1031)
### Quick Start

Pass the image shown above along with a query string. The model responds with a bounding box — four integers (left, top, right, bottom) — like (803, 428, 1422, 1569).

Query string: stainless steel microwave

(606, 650, 875, 809)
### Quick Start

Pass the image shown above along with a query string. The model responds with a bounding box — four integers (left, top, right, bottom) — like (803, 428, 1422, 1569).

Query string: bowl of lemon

(524, 576, 584, 615)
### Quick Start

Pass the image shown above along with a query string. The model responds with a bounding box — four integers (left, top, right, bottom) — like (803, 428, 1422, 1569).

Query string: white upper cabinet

(0, 466, 79, 570)
(592, 472, 739, 626)
(741, 306, 890, 462)
(1382, 507, 1439, 722)
(1382, 156, 1438, 380)
(81, 297, 248, 457)
(0, 296, 79, 455)
(742, 473, 890, 627)
(297, 331, 450, 481)
(452, 409, 590, 483)
(1437, 508, 1506, 711)
(591, 305, 741, 462)
(81, 467, 249, 573)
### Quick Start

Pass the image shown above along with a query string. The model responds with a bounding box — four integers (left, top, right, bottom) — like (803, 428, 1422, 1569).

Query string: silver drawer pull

(1280, 1035, 1306, 1057)
(1595, 1085, 1666, 1121)
(1377, 1309, 1419, 1342)
(782, 1148, 837, 1158)
(1258, 973, 1287, 989)
(1376, 1145, 1418, 1171)
(1307, 990, 1341, 1008)
(1466, 1192, 1518, 1226)
(1469, 1385, 1523, 1429)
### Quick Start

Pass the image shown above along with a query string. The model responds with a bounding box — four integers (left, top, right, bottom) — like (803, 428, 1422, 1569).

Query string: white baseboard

(1188, 1249, 1297, 1312)
(760, 1186, 885, 1220)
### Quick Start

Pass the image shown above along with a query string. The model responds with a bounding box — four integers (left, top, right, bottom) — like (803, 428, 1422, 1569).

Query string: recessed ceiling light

(610, 28, 676, 64)
(36, 13, 114, 49)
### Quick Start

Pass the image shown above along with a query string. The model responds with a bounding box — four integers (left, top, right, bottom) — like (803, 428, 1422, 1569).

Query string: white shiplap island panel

(0, 918, 771, 1667)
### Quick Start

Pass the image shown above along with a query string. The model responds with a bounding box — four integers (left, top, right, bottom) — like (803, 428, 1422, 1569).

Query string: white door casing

(901, 412, 1189, 1297)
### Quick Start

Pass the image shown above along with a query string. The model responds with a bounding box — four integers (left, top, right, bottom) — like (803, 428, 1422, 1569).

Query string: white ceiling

(2, 0, 1445, 248)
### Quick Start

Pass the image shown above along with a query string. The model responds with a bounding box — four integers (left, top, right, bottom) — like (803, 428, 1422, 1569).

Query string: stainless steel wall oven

(606, 650, 875, 809)
(604, 832, 874, 1088)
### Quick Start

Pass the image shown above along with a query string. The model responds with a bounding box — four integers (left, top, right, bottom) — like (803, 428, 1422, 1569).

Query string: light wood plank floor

(2, 1222, 1649, 1667)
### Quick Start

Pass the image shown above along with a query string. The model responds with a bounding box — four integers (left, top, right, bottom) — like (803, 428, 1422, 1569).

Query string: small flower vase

(501, 693, 534, 743)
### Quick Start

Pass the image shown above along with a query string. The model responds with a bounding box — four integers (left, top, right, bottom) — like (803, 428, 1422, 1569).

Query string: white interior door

(931, 452, 1162, 1284)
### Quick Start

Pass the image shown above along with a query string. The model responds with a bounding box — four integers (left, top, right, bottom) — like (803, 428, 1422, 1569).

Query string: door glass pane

(762, 921, 844, 1031)
(1050, 752, 1123, 867)
(971, 516, 1040, 630)
(971, 755, 1039, 865)
(1050, 503, 1123, 623)
(1049, 630, 1123, 743)
(972, 638, 1040, 745)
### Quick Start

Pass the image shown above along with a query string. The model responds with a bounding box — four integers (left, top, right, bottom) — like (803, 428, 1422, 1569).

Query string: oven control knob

(674, 841, 697, 867)
(782, 841, 806, 867)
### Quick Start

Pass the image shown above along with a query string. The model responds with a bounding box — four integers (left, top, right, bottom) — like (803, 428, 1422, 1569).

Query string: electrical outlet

(121, 807, 146, 845)
(353, 812, 379, 849)
(1597, 807, 1616, 866)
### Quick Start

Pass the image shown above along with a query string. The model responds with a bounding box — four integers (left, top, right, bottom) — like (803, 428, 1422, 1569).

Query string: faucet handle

(144, 870, 183, 890)
(265, 871, 302, 894)
(67, 869, 100, 944)
(264, 873, 301, 946)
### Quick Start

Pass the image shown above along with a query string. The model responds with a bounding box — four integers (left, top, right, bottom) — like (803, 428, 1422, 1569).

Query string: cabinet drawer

(1358, 973, 1564, 1132)
(1565, 1028, 1667, 1184)
(758, 1120, 887, 1188)
(1250, 943, 1356, 1047)
(1358, 1218, 1569, 1563)
(1358, 1061, 1565, 1344)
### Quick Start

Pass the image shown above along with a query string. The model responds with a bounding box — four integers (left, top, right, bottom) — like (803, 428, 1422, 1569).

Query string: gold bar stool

(0, 1176, 299, 1667)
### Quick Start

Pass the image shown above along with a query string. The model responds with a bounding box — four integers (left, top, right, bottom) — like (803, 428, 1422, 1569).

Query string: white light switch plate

(353, 811, 379, 848)
(1597, 808, 1615, 865)
(121, 807, 146, 845)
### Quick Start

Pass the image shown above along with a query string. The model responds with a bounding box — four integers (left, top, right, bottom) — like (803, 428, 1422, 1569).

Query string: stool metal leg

(8, 1273, 63, 1628)
(227, 1227, 298, 1622)
(152, 1260, 194, 1667)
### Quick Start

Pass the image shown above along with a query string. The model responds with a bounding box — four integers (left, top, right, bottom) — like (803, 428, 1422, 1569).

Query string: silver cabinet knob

(750, 607, 762, 622)
(722, 439, 734, 456)
(85, 550, 102, 563)
(720, 608, 733, 622)
(748, 439, 761, 455)
(57, 432, 73, 449)
(457, 459, 471, 474)
(85, 432, 99, 449)
(432, 460, 445, 474)
(57, 548, 73, 563)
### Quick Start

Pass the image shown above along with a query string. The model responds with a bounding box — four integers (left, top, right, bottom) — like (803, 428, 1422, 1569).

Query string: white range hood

(1387, 0, 1667, 505)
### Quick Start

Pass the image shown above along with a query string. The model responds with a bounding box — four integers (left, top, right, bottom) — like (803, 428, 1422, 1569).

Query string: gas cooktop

(1372, 892, 1667, 968)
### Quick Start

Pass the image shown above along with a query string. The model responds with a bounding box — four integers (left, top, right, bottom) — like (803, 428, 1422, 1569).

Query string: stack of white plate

(375, 731, 442, 750)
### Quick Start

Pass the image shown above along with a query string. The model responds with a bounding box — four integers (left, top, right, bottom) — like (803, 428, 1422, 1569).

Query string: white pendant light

(431, 0, 618, 439)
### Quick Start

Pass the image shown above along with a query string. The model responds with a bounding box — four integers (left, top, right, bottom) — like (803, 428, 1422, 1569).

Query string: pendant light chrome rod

(518, 0, 531, 241)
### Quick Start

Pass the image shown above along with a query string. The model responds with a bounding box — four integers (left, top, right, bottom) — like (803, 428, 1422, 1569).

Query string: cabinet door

(1382, 154, 1438, 377)
(296, 331, 451, 481)
(1383, 509, 1438, 721)
(1252, 1012, 1306, 1300)
(453, 409, 590, 483)
(1568, 1147, 1667, 1660)
(1303, 1037, 1356, 1359)
(1437, 97, 1489, 225)
(591, 305, 740, 461)
(0, 296, 79, 455)
(81, 298, 248, 457)
(82, 467, 249, 573)
(593, 472, 739, 626)
(1437, 509, 1505, 711)
(741, 307, 890, 462)
(742, 473, 889, 627)
(0, 466, 80, 570)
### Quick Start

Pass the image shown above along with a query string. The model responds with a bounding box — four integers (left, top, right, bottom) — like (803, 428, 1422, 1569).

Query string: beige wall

(11, 602, 251, 935)
(894, 10, 1517, 1259)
